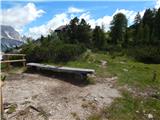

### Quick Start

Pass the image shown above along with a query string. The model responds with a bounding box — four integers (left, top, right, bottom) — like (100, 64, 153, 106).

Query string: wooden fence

(0, 54, 26, 70)
(0, 54, 26, 119)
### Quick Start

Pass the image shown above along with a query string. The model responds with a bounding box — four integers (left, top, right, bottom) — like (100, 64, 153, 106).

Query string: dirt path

(2, 73, 120, 120)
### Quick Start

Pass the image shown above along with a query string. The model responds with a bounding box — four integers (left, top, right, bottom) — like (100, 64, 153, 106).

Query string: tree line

(22, 7, 160, 63)
(57, 17, 106, 50)
(60, 8, 160, 48)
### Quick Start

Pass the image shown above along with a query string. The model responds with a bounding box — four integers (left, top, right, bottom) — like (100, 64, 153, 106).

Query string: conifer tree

(110, 13, 127, 45)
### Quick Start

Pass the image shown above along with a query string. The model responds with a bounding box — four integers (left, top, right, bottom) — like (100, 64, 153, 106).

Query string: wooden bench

(26, 63, 95, 78)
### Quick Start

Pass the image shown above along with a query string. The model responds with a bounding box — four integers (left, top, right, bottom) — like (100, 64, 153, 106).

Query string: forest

(22, 8, 160, 64)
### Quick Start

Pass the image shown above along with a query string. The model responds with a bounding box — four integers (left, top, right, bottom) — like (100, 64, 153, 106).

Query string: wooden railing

(0, 54, 26, 70)
(0, 54, 26, 118)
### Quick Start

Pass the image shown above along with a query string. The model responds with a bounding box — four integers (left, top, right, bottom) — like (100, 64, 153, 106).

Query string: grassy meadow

(49, 51, 160, 120)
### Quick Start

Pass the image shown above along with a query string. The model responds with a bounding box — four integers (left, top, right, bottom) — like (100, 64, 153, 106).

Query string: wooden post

(6, 55, 10, 71)
(22, 56, 25, 67)
(0, 80, 3, 120)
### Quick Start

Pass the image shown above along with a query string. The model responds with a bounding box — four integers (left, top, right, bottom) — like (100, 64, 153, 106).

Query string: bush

(21, 41, 86, 63)
(128, 46, 160, 64)
(54, 44, 86, 62)
(21, 42, 45, 62)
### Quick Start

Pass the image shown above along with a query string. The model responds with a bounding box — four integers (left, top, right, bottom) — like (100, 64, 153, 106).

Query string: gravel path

(2, 73, 120, 120)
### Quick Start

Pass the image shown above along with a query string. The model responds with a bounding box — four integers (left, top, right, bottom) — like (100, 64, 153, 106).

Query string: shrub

(129, 46, 160, 64)
(21, 43, 45, 62)
(21, 41, 86, 63)
(54, 44, 86, 62)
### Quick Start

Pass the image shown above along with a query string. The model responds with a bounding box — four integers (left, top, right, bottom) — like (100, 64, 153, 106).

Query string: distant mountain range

(1, 25, 24, 52)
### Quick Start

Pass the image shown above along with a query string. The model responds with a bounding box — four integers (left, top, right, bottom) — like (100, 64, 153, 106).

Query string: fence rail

(1, 53, 26, 56)
(0, 53, 26, 119)
(0, 53, 26, 69)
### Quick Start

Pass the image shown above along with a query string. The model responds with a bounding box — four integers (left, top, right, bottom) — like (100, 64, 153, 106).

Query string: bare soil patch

(2, 73, 120, 120)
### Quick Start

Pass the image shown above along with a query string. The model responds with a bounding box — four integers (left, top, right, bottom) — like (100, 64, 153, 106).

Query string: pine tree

(142, 9, 154, 28)
(134, 12, 141, 33)
(65, 17, 92, 47)
(134, 12, 141, 25)
(136, 23, 144, 45)
(153, 8, 160, 44)
(110, 13, 127, 45)
(144, 24, 150, 44)
(66, 17, 79, 44)
(142, 9, 155, 41)
(77, 19, 92, 47)
(93, 26, 106, 50)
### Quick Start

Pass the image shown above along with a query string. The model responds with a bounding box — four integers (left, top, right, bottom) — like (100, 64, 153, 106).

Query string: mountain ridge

(1, 25, 24, 52)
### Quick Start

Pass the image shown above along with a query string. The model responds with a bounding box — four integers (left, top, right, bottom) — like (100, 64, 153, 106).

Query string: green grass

(87, 115, 102, 120)
(3, 51, 160, 119)
(1, 63, 7, 70)
(45, 51, 160, 90)
(107, 59, 160, 89)
(48, 51, 160, 120)
(6, 104, 17, 114)
(48, 53, 160, 89)
(53, 52, 160, 89)
(104, 91, 160, 120)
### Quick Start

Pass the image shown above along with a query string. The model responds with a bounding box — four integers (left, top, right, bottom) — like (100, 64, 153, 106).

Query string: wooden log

(27, 63, 95, 74)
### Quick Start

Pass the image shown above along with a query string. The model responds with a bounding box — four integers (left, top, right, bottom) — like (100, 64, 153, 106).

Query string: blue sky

(1, 0, 159, 38)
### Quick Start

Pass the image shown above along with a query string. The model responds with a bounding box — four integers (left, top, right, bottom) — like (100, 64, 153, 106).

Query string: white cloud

(26, 7, 146, 39)
(155, 0, 160, 9)
(78, 9, 138, 31)
(79, 12, 91, 20)
(95, 16, 113, 31)
(26, 7, 86, 39)
(78, 12, 112, 30)
(27, 13, 70, 39)
(0, 3, 45, 32)
(67, 7, 85, 13)
(139, 10, 145, 17)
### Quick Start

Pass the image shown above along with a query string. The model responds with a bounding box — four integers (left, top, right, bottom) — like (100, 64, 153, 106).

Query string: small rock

(120, 61, 125, 64)
(100, 60, 107, 66)
(62, 97, 68, 100)
(128, 87, 132, 91)
(82, 98, 86, 101)
(100, 95, 104, 99)
(148, 113, 153, 119)
(153, 109, 156, 112)
(94, 97, 98, 101)
(56, 104, 61, 110)
(110, 76, 118, 81)
(24, 97, 28, 99)
(123, 68, 128, 72)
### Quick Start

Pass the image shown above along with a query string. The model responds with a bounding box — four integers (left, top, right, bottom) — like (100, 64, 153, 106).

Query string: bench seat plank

(27, 63, 95, 74)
